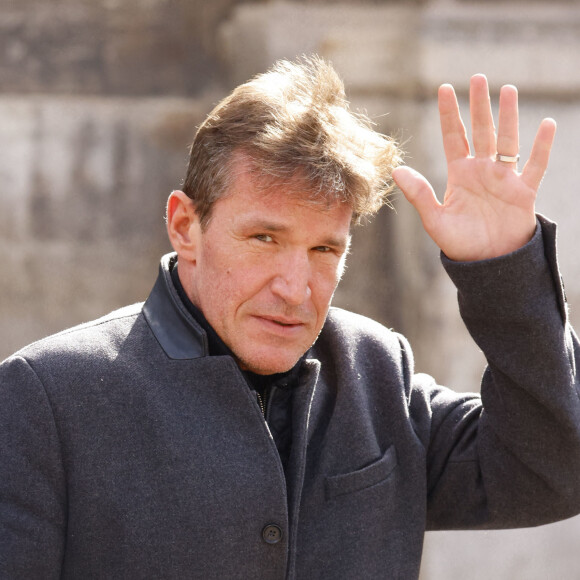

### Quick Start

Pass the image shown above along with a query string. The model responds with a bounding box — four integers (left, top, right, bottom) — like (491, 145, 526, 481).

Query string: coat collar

(142, 252, 209, 359)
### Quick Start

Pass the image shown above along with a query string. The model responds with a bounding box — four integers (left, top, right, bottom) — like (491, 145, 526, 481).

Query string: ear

(166, 190, 201, 262)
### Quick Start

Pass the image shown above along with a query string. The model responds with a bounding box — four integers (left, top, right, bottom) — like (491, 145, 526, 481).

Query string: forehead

(213, 159, 353, 235)
(226, 153, 350, 207)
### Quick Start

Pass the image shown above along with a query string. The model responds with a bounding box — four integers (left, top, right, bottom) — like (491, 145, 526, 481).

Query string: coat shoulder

(319, 307, 414, 371)
(323, 306, 404, 347)
(4, 303, 145, 370)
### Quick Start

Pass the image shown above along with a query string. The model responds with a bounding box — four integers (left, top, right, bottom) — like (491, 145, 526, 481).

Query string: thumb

(392, 166, 441, 223)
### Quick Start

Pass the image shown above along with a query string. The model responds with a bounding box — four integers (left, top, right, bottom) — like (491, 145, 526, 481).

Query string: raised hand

(392, 74, 557, 262)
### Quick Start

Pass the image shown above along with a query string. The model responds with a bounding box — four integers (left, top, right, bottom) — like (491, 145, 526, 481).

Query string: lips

(250, 314, 310, 337)
(258, 315, 305, 327)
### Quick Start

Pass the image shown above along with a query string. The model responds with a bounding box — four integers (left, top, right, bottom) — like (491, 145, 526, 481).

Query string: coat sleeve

(422, 216, 580, 530)
(0, 355, 66, 579)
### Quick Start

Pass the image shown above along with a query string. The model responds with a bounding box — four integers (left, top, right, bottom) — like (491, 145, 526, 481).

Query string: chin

(238, 351, 301, 376)
(244, 362, 296, 376)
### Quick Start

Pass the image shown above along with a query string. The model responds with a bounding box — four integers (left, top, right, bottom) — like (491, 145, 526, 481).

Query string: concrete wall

(0, 0, 234, 358)
(0, 95, 209, 356)
(2, 1, 580, 578)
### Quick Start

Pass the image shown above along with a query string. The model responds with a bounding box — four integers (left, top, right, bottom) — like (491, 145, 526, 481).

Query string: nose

(270, 251, 312, 305)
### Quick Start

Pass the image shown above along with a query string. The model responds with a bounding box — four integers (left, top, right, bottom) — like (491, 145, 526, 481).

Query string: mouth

(263, 316, 304, 326)
(254, 315, 307, 331)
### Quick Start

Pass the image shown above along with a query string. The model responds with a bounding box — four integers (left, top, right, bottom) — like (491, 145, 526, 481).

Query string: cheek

(311, 271, 342, 313)
(216, 264, 269, 309)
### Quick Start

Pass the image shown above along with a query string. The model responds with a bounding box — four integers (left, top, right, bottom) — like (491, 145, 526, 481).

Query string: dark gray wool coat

(2, 216, 580, 580)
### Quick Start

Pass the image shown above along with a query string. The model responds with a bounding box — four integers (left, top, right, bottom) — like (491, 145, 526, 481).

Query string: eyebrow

(322, 233, 351, 252)
(245, 219, 287, 233)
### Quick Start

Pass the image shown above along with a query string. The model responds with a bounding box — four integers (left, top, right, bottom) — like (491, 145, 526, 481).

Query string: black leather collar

(142, 253, 208, 359)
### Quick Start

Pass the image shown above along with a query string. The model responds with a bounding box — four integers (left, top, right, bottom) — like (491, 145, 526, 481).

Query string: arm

(423, 218, 580, 529)
(394, 76, 580, 528)
(0, 356, 66, 578)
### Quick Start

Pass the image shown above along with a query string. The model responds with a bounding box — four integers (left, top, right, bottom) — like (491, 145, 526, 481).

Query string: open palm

(393, 75, 556, 262)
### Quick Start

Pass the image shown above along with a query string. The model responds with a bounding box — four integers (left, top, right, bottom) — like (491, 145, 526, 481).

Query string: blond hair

(182, 55, 402, 227)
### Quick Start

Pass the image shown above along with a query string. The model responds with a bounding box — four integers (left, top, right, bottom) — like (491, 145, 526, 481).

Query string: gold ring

(496, 153, 520, 163)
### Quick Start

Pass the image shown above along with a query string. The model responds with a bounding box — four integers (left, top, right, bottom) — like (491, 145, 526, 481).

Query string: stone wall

(2, 1, 580, 578)
(0, 0, 243, 96)
(0, 95, 210, 357)
(0, 0, 236, 358)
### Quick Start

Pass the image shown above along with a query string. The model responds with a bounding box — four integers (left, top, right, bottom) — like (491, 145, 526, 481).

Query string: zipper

(256, 391, 266, 416)
(255, 385, 278, 421)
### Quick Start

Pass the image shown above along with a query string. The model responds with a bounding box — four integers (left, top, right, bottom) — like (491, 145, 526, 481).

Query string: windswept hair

(182, 55, 402, 227)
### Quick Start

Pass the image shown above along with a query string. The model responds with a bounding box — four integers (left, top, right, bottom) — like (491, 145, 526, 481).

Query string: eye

(254, 234, 273, 243)
(313, 246, 332, 253)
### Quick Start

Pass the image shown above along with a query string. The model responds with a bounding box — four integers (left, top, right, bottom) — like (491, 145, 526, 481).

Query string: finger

(393, 166, 441, 227)
(439, 83, 470, 163)
(470, 74, 496, 158)
(496, 84, 519, 166)
(521, 118, 557, 192)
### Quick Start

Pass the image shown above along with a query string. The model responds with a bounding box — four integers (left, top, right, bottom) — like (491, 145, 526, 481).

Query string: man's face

(183, 169, 352, 375)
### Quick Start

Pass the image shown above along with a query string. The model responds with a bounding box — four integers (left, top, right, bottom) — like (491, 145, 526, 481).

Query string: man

(1, 56, 579, 579)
